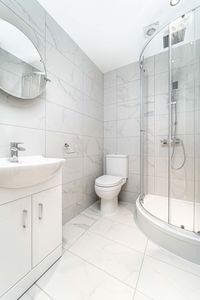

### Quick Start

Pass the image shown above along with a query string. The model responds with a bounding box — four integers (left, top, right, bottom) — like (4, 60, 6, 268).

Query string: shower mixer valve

(160, 137, 181, 146)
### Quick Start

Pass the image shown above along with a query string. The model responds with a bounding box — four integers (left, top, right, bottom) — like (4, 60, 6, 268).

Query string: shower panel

(137, 6, 200, 264)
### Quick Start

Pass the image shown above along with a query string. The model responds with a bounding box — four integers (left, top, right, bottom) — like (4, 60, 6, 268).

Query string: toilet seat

(95, 175, 123, 187)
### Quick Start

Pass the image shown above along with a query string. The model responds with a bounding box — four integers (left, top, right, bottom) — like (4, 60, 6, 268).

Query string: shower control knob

(160, 138, 168, 145)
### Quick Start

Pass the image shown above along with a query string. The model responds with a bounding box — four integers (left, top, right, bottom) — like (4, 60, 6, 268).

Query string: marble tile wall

(104, 41, 200, 205)
(104, 62, 141, 203)
(0, 0, 104, 223)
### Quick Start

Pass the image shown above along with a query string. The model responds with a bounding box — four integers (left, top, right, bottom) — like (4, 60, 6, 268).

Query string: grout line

(0, 122, 104, 139)
(46, 99, 104, 123)
(134, 290, 154, 300)
(0, 123, 46, 132)
(144, 252, 200, 279)
(0, 0, 46, 39)
(67, 248, 135, 291)
(63, 206, 103, 251)
(132, 239, 149, 300)
(64, 202, 146, 290)
(86, 227, 146, 256)
(34, 284, 54, 300)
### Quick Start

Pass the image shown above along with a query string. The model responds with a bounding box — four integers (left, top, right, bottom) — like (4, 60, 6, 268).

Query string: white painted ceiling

(38, 0, 200, 73)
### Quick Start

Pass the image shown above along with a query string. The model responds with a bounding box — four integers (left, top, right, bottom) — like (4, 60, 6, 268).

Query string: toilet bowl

(95, 175, 126, 215)
(95, 155, 128, 216)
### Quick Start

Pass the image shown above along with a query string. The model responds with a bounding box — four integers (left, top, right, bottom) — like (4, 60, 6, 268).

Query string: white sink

(0, 156, 65, 189)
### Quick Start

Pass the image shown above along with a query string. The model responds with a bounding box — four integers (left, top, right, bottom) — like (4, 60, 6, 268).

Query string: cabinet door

(0, 197, 31, 296)
(32, 186, 62, 267)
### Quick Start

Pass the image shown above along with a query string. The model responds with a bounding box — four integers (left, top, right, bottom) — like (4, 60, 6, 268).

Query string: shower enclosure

(137, 6, 200, 264)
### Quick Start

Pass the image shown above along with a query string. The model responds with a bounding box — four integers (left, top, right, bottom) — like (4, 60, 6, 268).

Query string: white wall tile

(118, 100, 140, 120)
(104, 121, 117, 138)
(104, 104, 117, 121)
(1, 0, 46, 36)
(117, 80, 140, 102)
(116, 62, 139, 85)
(46, 43, 83, 91)
(117, 118, 140, 137)
(0, 91, 45, 129)
(0, 124, 45, 158)
(46, 102, 82, 135)
(0, 0, 104, 224)
(46, 72, 84, 113)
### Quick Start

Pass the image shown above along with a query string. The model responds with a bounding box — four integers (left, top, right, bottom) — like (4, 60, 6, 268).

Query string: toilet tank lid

(106, 154, 128, 158)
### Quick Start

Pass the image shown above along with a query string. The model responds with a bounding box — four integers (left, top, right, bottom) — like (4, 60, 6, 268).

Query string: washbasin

(0, 156, 65, 189)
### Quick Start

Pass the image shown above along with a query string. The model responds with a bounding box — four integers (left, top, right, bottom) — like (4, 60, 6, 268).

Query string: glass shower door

(169, 12, 196, 231)
(140, 25, 170, 222)
(194, 7, 200, 233)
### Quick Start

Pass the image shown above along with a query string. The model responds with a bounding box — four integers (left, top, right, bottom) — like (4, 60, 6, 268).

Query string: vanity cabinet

(0, 197, 31, 296)
(0, 158, 64, 300)
(32, 186, 62, 267)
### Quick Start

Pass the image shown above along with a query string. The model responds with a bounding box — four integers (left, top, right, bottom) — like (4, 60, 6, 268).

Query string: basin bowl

(0, 156, 65, 189)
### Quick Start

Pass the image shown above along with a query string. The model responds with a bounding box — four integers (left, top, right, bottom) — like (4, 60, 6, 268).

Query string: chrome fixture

(170, 81, 186, 170)
(64, 143, 75, 154)
(160, 137, 181, 146)
(160, 81, 186, 169)
(170, 0, 181, 6)
(10, 142, 26, 162)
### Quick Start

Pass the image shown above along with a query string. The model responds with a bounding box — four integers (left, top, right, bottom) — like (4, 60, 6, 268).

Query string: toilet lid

(95, 175, 123, 187)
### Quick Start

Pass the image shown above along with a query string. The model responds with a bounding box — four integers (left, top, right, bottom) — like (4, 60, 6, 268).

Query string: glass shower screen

(140, 7, 200, 233)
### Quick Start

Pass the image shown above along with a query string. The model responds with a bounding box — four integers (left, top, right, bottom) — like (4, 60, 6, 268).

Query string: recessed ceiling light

(170, 0, 181, 6)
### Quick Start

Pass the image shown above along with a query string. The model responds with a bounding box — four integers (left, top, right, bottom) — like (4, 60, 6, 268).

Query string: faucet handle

(10, 142, 26, 151)
(10, 142, 23, 146)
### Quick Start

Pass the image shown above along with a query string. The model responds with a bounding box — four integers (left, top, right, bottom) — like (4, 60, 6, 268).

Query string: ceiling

(38, 0, 200, 73)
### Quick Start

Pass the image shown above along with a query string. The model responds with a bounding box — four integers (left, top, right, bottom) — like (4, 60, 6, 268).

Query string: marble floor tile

(146, 240, 200, 277)
(69, 231, 144, 288)
(81, 201, 102, 220)
(70, 213, 97, 228)
(89, 217, 147, 253)
(105, 203, 136, 226)
(137, 256, 200, 300)
(63, 214, 96, 249)
(134, 291, 153, 300)
(37, 251, 134, 300)
(20, 285, 51, 300)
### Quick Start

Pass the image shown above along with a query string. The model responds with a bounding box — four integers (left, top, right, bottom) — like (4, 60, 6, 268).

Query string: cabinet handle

(22, 210, 28, 228)
(38, 203, 43, 220)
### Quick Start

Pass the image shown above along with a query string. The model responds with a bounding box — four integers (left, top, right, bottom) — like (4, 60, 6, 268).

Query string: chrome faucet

(10, 142, 26, 162)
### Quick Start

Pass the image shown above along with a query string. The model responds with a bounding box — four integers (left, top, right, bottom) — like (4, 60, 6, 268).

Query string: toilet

(95, 154, 128, 216)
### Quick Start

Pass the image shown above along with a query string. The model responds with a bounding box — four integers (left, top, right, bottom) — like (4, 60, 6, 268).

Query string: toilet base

(101, 197, 118, 216)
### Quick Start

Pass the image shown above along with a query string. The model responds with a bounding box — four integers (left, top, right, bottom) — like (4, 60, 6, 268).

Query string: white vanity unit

(0, 156, 65, 300)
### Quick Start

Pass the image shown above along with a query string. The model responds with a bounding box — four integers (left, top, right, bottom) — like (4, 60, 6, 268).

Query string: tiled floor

(21, 201, 200, 300)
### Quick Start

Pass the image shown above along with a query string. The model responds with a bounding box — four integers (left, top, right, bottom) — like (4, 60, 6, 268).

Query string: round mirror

(0, 19, 47, 99)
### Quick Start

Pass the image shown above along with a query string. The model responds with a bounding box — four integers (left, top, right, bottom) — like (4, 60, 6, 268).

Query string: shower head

(163, 13, 191, 48)
(163, 28, 186, 48)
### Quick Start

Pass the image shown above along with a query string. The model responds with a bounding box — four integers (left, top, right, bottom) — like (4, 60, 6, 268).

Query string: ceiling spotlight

(170, 0, 181, 6)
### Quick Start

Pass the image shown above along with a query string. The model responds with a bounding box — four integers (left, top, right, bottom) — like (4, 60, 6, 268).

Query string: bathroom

(0, 0, 200, 299)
